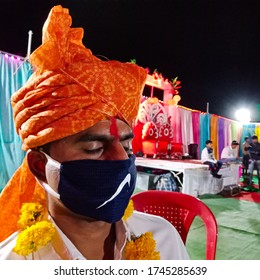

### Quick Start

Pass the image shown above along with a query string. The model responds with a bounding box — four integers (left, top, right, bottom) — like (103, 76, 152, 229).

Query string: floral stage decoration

(132, 68, 182, 156)
(129, 60, 182, 104)
(150, 70, 182, 94)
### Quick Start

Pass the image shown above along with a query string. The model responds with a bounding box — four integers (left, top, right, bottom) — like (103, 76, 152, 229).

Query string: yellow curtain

(255, 124, 260, 138)
(210, 115, 219, 159)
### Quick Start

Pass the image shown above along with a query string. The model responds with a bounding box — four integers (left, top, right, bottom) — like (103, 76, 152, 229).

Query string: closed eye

(83, 147, 104, 154)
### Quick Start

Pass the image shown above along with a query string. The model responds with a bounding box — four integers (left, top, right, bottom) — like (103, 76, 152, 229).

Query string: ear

(27, 150, 47, 182)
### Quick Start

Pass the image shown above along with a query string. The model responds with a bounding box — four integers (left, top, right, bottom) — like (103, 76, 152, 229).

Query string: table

(135, 157, 240, 197)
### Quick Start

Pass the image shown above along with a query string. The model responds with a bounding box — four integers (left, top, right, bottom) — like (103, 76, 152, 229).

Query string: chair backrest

(188, 143, 198, 159)
(131, 190, 218, 260)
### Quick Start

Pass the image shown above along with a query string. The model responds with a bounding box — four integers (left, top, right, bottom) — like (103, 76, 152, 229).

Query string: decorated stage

(135, 157, 240, 197)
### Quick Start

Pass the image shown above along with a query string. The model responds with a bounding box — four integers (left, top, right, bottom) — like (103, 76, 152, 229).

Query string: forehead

(64, 118, 132, 142)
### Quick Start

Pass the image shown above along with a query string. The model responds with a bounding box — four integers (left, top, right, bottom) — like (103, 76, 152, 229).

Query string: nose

(104, 140, 128, 160)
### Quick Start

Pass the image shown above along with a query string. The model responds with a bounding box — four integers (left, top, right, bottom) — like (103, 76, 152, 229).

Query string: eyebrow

(77, 132, 134, 143)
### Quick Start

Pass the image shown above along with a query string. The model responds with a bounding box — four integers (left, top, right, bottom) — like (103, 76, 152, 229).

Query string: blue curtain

(0, 52, 32, 191)
(240, 123, 257, 141)
(199, 113, 210, 157)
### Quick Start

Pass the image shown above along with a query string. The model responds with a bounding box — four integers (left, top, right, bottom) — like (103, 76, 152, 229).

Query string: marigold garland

(122, 199, 134, 221)
(13, 221, 55, 257)
(13, 202, 55, 258)
(123, 199, 161, 260)
(17, 202, 45, 229)
(13, 200, 160, 260)
(124, 232, 160, 260)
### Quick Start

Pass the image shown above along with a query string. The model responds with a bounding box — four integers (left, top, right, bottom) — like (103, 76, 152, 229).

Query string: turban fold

(0, 5, 147, 241)
(12, 5, 147, 151)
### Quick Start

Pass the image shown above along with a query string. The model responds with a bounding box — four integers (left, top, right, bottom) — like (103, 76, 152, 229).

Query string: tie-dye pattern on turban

(12, 5, 147, 151)
(0, 5, 147, 241)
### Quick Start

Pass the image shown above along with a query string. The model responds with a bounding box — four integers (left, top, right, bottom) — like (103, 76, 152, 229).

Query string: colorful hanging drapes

(135, 101, 256, 160)
(199, 113, 210, 156)
(0, 51, 32, 191)
(210, 114, 219, 158)
(166, 105, 259, 159)
(192, 111, 200, 153)
(180, 108, 194, 154)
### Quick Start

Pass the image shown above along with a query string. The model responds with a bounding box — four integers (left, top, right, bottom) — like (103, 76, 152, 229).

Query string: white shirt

(221, 146, 238, 159)
(201, 147, 217, 163)
(0, 211, 189, 260)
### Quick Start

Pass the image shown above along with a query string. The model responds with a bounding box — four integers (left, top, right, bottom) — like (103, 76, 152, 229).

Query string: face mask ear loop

(29, 150, 61, 200)
(36, 177, 61, 200)
(39, 150, 61, 169)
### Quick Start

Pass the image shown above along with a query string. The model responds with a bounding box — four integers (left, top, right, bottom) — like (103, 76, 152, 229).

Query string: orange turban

(0, 5, 147, 241)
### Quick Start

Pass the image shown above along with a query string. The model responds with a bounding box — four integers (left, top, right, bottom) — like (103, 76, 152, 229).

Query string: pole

(27, 30, 33, 58)
(206, 102, 209, 114)
(150, 86, 154, 98)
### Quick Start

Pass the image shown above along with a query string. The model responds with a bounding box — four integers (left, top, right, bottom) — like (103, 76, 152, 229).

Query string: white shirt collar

(49, 216, 129, 260)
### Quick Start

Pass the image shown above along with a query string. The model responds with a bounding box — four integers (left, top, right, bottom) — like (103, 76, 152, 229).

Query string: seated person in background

(0, 6, 189, 260)
(201, 140, 223, 178)
(242, 136, 251, 175)
(248, 135, 260, 186)
(220, 140, 241, 163)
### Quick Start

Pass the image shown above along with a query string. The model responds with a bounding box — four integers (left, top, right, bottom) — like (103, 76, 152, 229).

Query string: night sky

(1, 0, 260, 121)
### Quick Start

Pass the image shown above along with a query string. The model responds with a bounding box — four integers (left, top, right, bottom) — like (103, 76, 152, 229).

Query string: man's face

(252, 138, 258, 144)
(47, 118, 134, 162)
(206, 143, 213, 149)
(231, 144, 238, 149)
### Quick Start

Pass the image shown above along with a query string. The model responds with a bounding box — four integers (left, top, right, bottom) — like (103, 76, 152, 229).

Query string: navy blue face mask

(42, 153, 136, 223)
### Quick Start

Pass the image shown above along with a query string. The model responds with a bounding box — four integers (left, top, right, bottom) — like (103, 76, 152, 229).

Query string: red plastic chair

(131, 190, 218, 260)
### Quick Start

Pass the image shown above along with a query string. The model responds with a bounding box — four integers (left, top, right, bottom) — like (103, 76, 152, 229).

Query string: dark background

(1, 0, 260, 121)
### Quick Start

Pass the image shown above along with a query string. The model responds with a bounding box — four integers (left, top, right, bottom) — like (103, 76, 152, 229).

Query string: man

(201, 140, 223, 178)
(0, 6, 188, 260)
(242, 136, 251, 175)
(248, 135, 260, 186)
(220, 140, 241, 163)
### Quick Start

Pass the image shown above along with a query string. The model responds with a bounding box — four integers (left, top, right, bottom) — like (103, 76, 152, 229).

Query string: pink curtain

(224, 119, 232, 148)
(192, 111, 200, 151)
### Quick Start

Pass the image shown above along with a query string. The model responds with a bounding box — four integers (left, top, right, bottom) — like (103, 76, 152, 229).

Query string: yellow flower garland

(123, 199, 160, 260)
(13, 221, 55, 257)
(124, 232, 160, 260)
(122, 199, 134, 221)
(13, 202, 55, 258)
(17, 202, 45, 229)
(13, 200, 160, 260)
